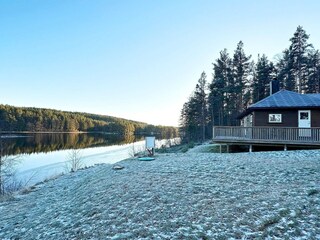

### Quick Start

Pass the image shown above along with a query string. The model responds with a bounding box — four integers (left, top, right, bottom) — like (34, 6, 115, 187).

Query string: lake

(0, 133, 173, 192)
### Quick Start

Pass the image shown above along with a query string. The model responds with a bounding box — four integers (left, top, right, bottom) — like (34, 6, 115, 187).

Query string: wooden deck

(213, 126, 320, 146)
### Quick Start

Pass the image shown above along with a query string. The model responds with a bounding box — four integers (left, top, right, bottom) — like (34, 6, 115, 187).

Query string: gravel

(0, 147, 319, 239)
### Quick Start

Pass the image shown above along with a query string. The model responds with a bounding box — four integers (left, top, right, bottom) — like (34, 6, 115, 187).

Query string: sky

(1, 0, 320, 127)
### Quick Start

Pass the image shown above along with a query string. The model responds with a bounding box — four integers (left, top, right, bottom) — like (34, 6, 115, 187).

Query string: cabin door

(298, 110, 311, 137)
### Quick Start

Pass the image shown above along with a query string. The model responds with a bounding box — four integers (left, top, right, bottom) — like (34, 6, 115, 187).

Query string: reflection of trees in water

(1, 133, 145, 156)
(122, 134, 136, 144)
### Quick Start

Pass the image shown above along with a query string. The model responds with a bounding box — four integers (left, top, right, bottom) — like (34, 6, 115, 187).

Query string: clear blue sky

(1, 0, 320, 126)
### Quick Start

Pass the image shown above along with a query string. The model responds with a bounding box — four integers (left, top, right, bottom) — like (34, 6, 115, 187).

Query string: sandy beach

(0, 145, 319, 239)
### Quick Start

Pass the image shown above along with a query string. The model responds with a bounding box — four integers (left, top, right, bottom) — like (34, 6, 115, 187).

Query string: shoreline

(0, 146, 319, 239)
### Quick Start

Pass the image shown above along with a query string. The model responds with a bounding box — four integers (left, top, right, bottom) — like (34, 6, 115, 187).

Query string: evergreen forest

(180, 26, 320, 142)
(0, 104, 178, 138)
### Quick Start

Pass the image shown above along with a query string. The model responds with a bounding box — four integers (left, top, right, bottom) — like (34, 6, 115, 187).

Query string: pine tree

(180, 97, 199, 142)
(276, 49, 295, 91)
(307, 50, 320, 93)
(252, 54, 275, 102)
(289, 25, 313, 93)
(232, 41, 251, 125)
(208, 49, 233, 126)
(194, 72, 208, 142)
(179, 72, 208, 142)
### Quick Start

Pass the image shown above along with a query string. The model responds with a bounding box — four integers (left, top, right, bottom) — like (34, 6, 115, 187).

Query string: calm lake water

(0, 133, 170, 189)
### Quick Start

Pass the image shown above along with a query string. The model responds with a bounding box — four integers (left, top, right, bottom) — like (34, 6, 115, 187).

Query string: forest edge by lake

(0, 104, 178, 137)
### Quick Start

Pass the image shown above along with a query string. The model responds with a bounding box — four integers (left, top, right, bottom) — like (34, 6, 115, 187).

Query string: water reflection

(15, 141, 147, 189)
(0, 133, 161, 192)
(1, 133, 143, 156)
(0, 133, 178, 191)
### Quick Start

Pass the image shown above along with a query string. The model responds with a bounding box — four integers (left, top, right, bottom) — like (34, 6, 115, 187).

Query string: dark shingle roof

(251, 90, 320, 108)
(239, 90, 320, 118)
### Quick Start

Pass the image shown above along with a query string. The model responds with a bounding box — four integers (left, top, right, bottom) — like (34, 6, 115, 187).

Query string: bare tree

(128, 142, 143, 158)
(66, 149, 83, 172)
(0, 137, 22, 195)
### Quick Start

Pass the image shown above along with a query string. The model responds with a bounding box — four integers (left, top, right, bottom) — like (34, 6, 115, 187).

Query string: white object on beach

(145, 136, 156, 156)
(145, 136, 155, 148)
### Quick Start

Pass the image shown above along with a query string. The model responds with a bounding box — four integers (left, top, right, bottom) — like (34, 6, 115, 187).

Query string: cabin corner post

(212, 127, 215, 140)
(249, 144, 253, 153)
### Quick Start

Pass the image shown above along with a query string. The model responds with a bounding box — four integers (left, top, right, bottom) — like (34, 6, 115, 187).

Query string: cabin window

(268, 114, 282, 123)
(299, 112, 309, 120)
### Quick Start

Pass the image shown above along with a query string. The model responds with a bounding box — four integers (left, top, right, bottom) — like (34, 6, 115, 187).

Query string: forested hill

(0, 104, 178, 137)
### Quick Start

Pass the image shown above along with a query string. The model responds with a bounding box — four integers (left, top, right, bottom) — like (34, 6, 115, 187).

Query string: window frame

(268, 113, 282, 123)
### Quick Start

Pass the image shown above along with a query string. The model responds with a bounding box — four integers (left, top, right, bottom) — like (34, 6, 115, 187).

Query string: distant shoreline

(0, 131, 160, 135)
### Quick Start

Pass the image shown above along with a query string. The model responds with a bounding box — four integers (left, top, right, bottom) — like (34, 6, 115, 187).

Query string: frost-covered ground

(0, 146, 319, 239)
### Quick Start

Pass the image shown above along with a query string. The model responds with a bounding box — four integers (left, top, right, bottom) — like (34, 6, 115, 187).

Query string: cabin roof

(239, 90, 320, 119)
(252, 90, 320, 108)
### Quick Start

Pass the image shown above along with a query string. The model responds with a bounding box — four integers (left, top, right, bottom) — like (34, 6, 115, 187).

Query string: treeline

(0, 104, 178, 138)
(180, 26, 320, 142)
(1, 133, 145, 156)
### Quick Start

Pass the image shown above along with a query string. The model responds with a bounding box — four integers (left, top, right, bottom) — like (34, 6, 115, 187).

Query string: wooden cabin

(213, 90, 320, 151)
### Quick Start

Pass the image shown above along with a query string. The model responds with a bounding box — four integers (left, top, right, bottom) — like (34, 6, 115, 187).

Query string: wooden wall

(253, 109, 320, 127)
(311, 110, 320, 127)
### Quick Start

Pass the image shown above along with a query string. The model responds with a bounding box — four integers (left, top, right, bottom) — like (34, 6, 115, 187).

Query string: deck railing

(213, 126, 320, 145)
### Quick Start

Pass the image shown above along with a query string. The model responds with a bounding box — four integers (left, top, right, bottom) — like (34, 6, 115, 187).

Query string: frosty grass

(0, 147, 319, 239)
